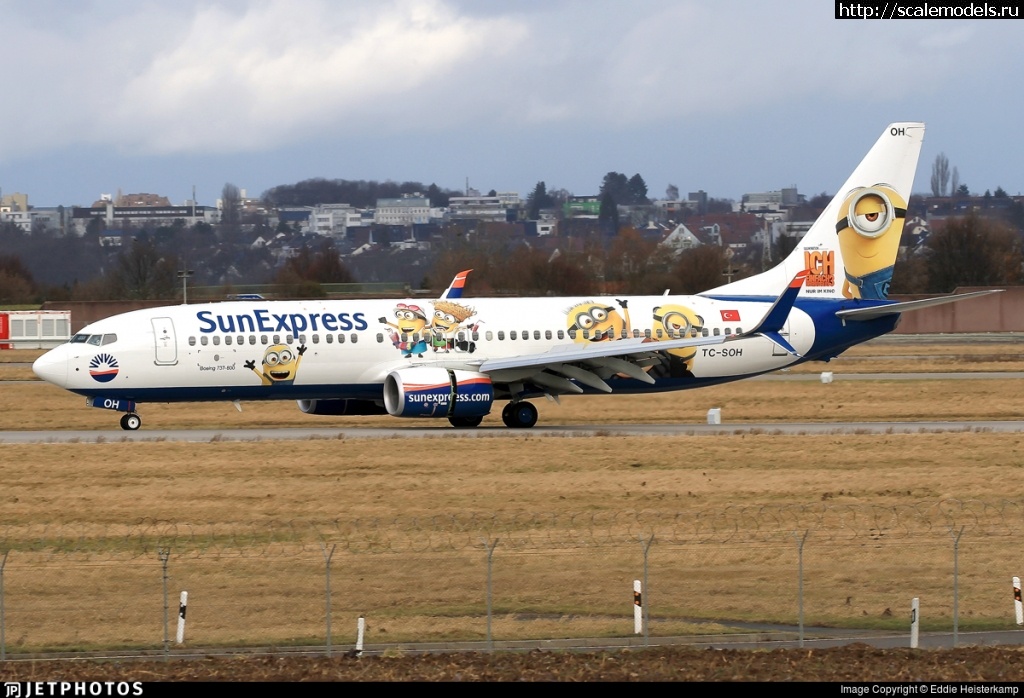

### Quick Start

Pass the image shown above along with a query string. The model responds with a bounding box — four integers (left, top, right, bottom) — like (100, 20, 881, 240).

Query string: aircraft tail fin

(441, 269, 473, 299)
(706, 122, 925, 302)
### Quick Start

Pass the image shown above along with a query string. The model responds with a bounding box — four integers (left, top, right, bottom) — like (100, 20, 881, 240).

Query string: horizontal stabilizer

(835, 290, 1002, 322)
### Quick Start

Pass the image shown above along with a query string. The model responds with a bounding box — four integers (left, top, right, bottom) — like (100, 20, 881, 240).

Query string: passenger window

(485, 331, 493, 341)
(568, 329, 576, 339)
(249, 335, 256, 345)
(713, 328, 721, 336)
(655, 329, 664, 339)
(326, 334, 333, 344)
(545, 330, 552, 340)
(351, 334, 358, 344)
(261, 335, 268, 344)
(224, 336, 232, 345)
(725, 328, 732, 336)
(300, 334, 307, 344)
(498, 331, 505, 340)
(472, 332, 479, 341)
(312, 334, 319, 344)
(510, 331, 517, 340)
(644, 329, 652, 339)
(633, 329, 641, 338)
(286, 335, 294, 344)
(188, 337, 196, 346)
(273, 335, 280, 344)
(701, 328, 709, 337)
(582, 330, 590, 339)
(534, 330, 540, 340)
(557, 330, 564, 340)
(200, 336, 209, 346)
(523, 330, 529, 340)
(213, 336, 221, 345)
(338, 334, 346, 344)
(377, 333, 384, 343)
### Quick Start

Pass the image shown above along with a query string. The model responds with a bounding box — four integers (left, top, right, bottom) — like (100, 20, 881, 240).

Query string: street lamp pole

(178, 269, 195, 304)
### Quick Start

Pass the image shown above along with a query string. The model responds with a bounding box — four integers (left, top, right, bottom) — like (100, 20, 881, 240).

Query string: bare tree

(930, 153, 950, 197)
(221, 183, 242, 225)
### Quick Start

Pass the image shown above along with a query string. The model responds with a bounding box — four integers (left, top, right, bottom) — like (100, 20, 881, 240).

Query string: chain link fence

(2, 500, 1023, 657)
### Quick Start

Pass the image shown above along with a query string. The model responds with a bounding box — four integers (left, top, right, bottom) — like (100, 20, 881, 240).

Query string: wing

(447, 271, 809, 398)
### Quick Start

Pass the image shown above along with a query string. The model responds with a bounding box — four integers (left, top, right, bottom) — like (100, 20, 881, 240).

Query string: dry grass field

(2, 337, 1024, 680)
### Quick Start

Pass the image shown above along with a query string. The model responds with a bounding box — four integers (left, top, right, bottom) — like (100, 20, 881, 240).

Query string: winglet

(441, 269, 473, 299)
(746, 270, 809, 356)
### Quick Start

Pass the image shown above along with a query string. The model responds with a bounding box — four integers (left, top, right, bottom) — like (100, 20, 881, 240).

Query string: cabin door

(152, 317, 178, 365)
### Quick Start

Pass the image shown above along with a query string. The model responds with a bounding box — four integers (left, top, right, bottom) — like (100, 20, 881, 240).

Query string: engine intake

(383, 367, 493, 418)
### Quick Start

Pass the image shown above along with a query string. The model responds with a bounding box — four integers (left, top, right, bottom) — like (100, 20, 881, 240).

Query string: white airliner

(33, 122, 994, 430)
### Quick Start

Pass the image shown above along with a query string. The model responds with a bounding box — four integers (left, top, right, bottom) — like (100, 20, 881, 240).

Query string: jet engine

(383, 367, 493, 418)
(297, 399, 388, 416)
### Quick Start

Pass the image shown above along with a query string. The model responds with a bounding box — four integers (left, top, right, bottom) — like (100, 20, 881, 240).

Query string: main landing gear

(119, 413, 142, 431)
(501, 401, 538, 429)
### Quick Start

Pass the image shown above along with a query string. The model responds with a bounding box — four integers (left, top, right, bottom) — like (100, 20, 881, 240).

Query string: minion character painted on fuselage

(244, 344, 306, 386)
(648, 304, 704, 377)
(566, 299, 631, 343)
(836, 184, 907, 300)
(380, 303, 430, 358)
(428, 300, 476, 353)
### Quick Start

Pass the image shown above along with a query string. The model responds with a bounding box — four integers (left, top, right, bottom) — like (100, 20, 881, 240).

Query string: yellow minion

(650, 304, 704, 373)
(835, 184, 907, 300)
(244, 344, 306, 386)
(566, 300, 630, 342)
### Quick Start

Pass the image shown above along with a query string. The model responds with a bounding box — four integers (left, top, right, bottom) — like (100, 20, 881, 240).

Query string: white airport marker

(176, 591, 188, 644)
(820, 371, 833, 384)
(706, 408, 721, 425)
(633, 580, 642, 634)
(356, 615, 366, 655)
(1014, 577, 1023, 625)
(910, 597, 919, 648)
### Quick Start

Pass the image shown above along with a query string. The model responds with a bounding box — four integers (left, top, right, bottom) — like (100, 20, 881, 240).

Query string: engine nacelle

(297, 399, 388, 416)
(383, 367, 493, 418)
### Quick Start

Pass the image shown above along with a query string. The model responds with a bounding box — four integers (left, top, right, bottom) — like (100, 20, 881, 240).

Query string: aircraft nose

(33, 348, 68, 388)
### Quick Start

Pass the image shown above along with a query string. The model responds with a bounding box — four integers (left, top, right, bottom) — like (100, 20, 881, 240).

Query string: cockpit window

(101, 334, 117, 345)
(70, 334, 89, 343)
(86, 335, 102, 346)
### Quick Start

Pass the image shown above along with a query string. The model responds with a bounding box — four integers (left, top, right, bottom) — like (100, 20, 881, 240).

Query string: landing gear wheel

(120, 413, 141, 431)
(502, 401, 538, 429)
(449, 415, 483, 428)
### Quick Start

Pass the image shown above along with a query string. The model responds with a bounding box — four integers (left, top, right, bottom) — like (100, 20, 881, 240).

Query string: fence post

(158, 548, 170, 659)
(1, 550, 8, 661)
(637, 534, 654, 647)
(794, 530, 810, 648)
(321, 542, 336, 657)
(950, 525, 965, 648)
(482, 538, 499, 653)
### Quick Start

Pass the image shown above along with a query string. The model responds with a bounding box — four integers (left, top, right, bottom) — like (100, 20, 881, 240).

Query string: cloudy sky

(2, 0, 1021, 207)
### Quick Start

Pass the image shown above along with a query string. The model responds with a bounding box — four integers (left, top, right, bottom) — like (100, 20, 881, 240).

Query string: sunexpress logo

(196, 309, 369, 335)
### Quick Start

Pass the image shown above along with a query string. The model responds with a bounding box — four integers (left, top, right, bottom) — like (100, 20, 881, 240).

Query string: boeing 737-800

(32, 122, 994, 430)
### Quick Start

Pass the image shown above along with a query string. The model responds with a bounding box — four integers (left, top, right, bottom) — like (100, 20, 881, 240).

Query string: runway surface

(1, 420, 1022, 443)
